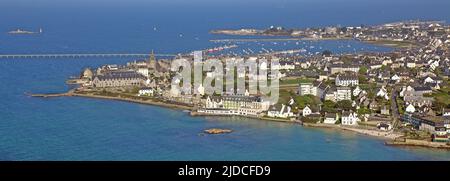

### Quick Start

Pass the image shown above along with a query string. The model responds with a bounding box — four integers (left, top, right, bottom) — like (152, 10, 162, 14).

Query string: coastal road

(390, 87, 400, 129)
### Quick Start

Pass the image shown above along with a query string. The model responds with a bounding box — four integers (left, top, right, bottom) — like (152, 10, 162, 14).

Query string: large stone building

(336, 86, 352, 101)
(330, 64, 360, 74)
(298, 82, 317, 96)
(200, 95, 271, 116)
(298, 81, 330, 98)
(335, 72, 359, 86)
(92, 71, 146, 88)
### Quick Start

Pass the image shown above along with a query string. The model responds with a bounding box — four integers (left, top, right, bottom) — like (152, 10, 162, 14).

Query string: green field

(364, 40, 419, 48)
(280, 78, 314, 85)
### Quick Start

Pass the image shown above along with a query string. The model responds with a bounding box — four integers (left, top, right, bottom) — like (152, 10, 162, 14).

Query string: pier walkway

(0, 53, 176, 59)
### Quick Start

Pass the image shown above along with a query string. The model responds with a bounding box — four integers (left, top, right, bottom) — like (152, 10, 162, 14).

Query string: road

(390, 87, 401, 129)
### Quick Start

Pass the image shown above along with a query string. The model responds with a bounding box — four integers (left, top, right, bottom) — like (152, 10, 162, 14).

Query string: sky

(2, 0, 450, 6)
(0, 0, 449, 29)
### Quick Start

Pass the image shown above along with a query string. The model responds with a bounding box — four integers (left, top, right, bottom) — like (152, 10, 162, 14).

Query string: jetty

(385, 139, 450, 150)
(28, 92, 72, 98)
(0, 53, 176, 59)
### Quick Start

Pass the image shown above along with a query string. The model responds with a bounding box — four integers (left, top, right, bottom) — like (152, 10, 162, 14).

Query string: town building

(335, 72, 359, 86)
(323, 113, 338, 124)
(92, 71, 146, 88)
(267, 104, 295, 118)
(406, 104, 416, 113)
(201, 95, 271, 116)
(330, 64, 360, 74)
(341, 110, 359, 125)
(138, 87, 154, 96)
(302, 105, 312, 117)
(298, 82, 317, 96)
(324, 87, 337, 102)
(401, 113, 450, 136)
(336, 87, 352, 101)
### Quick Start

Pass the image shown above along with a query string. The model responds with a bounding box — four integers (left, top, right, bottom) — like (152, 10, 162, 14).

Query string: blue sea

(1, 0, 450, 160)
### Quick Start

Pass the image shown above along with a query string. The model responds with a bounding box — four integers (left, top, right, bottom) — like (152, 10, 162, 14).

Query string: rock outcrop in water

(204, 128, 233, 134)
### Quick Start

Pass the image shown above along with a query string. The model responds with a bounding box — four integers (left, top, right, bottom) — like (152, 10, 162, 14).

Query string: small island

(8, 28, 43, 35)
(204, 128, 233, 134)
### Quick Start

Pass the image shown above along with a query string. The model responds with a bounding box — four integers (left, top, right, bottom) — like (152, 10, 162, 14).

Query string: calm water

(1, 0, 450, 160)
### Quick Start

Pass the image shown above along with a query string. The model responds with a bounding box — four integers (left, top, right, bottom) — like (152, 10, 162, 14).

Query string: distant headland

(8, 28, 43, 35)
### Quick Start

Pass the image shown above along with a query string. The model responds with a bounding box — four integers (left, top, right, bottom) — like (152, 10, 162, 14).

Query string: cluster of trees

(294, 95, 321, 111)
(320, 100, 355, 113)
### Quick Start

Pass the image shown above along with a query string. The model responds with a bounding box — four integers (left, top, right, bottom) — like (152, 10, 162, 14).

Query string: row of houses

(401, 113, 450, 142)
(299, 105, 360, 125)
(92, 71, 147, 88)
(298, 81, 352, 102)
(198, 95, 272, 117)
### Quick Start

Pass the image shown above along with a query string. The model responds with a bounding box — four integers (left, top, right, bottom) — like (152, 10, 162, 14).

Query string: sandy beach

(32, 91, 404, 141)
(303, 123, 403, 140)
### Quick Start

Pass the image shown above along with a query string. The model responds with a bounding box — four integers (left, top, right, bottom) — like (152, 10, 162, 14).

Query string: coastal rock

(204, 128, 233, 134)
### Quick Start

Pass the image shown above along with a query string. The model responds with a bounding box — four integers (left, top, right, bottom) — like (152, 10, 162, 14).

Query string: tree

(131, 86, 140, 94)
(358, 75, 368, 84)
(294, 95, 320, 111)
(322, 100, 337, 113)
(336, 100, 353, 110)
(358, 107, 371, 115)
(322, 50, 332, 57)
(359, 66, 368, 75)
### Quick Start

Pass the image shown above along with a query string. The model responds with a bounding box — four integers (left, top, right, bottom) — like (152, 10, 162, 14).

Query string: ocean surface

(1, 0, 450, 160)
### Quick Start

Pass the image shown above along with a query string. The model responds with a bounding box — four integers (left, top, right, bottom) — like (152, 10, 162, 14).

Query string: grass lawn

(432, 87, 450, 107)
(364, 40, 419, 48)
(280, 78, 314, 85)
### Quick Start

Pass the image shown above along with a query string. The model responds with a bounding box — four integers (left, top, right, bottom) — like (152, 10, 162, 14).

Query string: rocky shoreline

(30, 91, 450, 150)
(303, 123, 403, 140)
(386, 139, 450, 150)
(30, 91, 193, 111)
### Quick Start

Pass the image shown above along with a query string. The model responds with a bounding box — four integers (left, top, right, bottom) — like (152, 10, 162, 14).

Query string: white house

(302, 105, 312, 117)
(138, 88, 154, 96)
(406, 104, 416, 113)
(280, 63, 296, 70)
(298, 82, 317, 96)
(137, 67, 149, 77)
(341, 111, 359, 126)
(399, 86, 414, 97)
(267, 104, 295, 118)
(376, 87, 389, 100)
(391, 74, 400, 82)
(197, 84, 205, 96)
(424, 76, 436, 84)
(429, 60, 440, 71)
(353, 86, 361, 97)
(300, 62, 311, 69)
(406, 61, 416, 68)
(442, 108, 450, 117)
(336, 87, 352, 101)
(352, 101, 357, 108)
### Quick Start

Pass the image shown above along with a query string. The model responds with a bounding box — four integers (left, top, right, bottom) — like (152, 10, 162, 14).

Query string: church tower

(148, 50, 156, 69)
